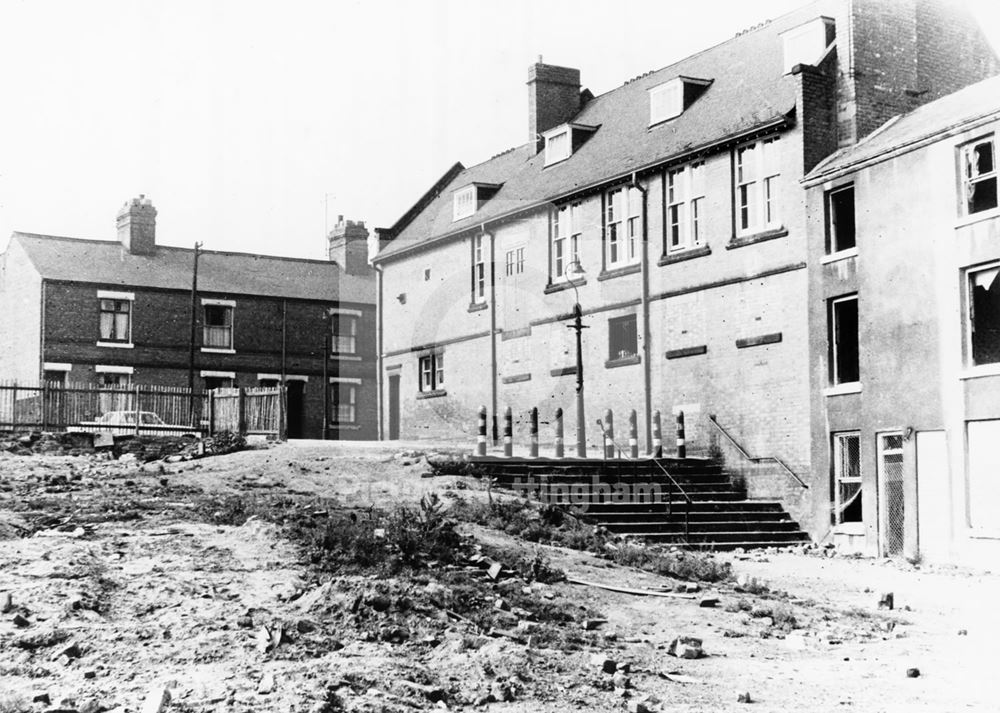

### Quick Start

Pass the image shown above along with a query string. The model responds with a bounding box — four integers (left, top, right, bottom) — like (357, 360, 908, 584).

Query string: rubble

(667, 635, 704, 659)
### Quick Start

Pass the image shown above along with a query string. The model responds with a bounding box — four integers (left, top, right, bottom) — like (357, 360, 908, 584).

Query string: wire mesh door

(878, 432, 905, 556)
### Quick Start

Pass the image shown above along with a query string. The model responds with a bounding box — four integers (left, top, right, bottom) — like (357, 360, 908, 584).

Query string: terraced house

(0, 198, 377, 440)
(372, 0, 998, 546)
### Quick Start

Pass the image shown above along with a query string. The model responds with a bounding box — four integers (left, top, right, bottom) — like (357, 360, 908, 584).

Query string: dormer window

(781, 16, 835, 73)
(543, 123, 598, 167)
(453, 186, 476, 221)
(649, 77, 712, 126)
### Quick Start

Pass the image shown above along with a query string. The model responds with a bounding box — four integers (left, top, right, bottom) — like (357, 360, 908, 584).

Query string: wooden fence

(0, 381, 286, 438)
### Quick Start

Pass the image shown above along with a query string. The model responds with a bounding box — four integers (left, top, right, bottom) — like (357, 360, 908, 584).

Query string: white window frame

(329, 377, 360, 424)
(966, 261, 1000, 371)
(736, 136, 782, 236)
(649, 79, 683, 125)
(471, 234, 486, 304)
(959, 135, 998, 217)
(832, 431, 862, 526)
(453, 185, 476, 221)
(505, 246, 525, 277)
(605, 187, 641, 269)
(552, 203, 582, 282)
(830, 294, 860, 386)
(544, 127, 571, 166)
(97, 290, 135, 348)
(666, 161, 705, 253)
(331, 309, 360, 355)
(201, 298, 235, 353)
(418, 352, 444, 392)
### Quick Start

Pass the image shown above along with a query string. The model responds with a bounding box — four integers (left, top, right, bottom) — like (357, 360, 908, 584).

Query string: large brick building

(0, 197, 377, 440)
(371, 0, 998, 540)
(803, 75, 1000, 564)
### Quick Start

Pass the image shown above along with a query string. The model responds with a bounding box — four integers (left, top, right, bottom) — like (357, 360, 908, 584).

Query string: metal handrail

(596, 418, 691, 542)
(707, 414, 809, 489)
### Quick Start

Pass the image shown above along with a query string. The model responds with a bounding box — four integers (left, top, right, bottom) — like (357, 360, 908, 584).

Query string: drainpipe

(630, 172, 653, 453)
(486, 223, 498, 444)
(375, 262, 384, 440)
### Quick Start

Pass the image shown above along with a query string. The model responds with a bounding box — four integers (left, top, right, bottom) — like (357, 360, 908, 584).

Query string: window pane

(100, 312, 115, 340)
(970, 177, 998, 214)
(833, 298, 860, 383)
(829, 186, 856, 251)
(971, 267, 1000, 365)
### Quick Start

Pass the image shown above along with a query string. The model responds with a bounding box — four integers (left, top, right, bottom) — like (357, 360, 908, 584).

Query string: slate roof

(377, 0, 837, 261)
(10, 232, 372, 304)
(805, 74, 1000, 183)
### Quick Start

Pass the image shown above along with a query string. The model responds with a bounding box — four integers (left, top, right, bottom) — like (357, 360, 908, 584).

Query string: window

(419, 352, 444, 392)
(830, 295, 859, 384)
(453, 186, 476, 221)
(961, 136, 997, 216)
(203, 375, 234, 390)
(667, 161, 705, 253)
(605, 187, 640, 268)
(967, 419, 1000, 530)
(736, 137, 781, 235)
(552, 203, 581, 280)
(505, 247, 524, 276)
(649, 79, 683, 125)
(99, 372, 130, 387)
(331, 382, 357, 423)
(471, 235, 486, 303)
(42, 370, 66, 385)
(827, 184, 856, 253)
(202, 303, 234, 349)
(608, 314, 638, 361)
(968, 264, 1000, 366)
(832, 432, 862, 524)
(545, 129, 570, 166)
(99, 298, 131, 343)
(331, 313, 358, 354)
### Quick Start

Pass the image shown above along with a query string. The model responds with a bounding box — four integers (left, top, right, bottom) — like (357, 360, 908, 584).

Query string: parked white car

(73, 411, 199, 437)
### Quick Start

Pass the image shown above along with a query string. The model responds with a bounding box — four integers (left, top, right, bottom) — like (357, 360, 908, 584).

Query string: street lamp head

(567, 260, 586, 279)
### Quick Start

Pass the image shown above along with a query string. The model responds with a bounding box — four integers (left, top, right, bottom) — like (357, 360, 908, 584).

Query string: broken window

(832, 432, 862, 524)
(608, 314, 638, 362)
(961, 137, 998, 215)
(827, 184, 856, 253)
(969, 264, 1000, 366)
(830, 295, 859, 384)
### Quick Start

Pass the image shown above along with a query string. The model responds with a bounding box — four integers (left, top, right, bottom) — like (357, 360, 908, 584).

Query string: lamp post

(565, 261, 588, 457)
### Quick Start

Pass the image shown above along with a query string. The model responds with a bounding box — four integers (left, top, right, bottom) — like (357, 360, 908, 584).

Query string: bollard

(604, 409, 615, 459)
(554, 408, 564, 458)
(676, 410, 686, 459)
(503, 406, 513, 457)
(628, 409, 639, 459)
(652, 410, 663, 458)
(529, 407, 539, 457)
(476, 405, 487, 456)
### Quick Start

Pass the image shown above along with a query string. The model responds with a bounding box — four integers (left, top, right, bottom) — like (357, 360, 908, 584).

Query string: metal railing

(707, 414, 809, 489)
(597, 418, 692, 543)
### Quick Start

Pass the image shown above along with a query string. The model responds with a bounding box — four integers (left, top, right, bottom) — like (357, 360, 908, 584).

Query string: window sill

(502, 372, 531, 384)
(550, 366, 577, 377)
(331, 354, 363, 361)
(544, 278, 587, 294)
(967, 527, 1000, 540)
(468, 301, 488, 313)
(726, 226, 788, 250)
(665, 345, 707, 360)
(954, 206, 1000, 230)
(824, 382, 862, 397)
(201, 348, 236, 354)
(959, 364, 1000, 380)
(736, 332, 782, 349)
(96, 341, 134, 349)
(821, 247, 858, 264)
(330, 423, 361, 430)
(658, 245, 711, 266)
(605, 355, 641, 369)
(416, 389, 448, 400)
(597, 263, 641, 281)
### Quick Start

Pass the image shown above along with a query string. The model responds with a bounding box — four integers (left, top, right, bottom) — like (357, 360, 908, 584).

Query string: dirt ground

(1, 440, 997, 712)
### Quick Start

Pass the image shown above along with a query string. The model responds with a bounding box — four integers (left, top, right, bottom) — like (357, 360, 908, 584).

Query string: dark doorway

(388, 374, 400, 440)
(287, 381, 305, 438)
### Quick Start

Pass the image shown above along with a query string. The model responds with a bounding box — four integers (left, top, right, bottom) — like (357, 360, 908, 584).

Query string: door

(877, 431, 905, 556)
(286, 381, 305, 439)
(388, 374, 400, 440)
(915, 431, 949, 563)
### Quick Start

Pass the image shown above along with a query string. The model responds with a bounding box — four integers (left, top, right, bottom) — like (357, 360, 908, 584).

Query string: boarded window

(608, 314, 638, 361)
(968, 419, 1000, 530)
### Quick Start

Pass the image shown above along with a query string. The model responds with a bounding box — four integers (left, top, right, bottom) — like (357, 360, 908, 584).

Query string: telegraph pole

(188, 242, 203, 393)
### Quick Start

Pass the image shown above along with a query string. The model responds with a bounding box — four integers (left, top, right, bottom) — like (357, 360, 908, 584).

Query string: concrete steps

(470, 455, 810, 550)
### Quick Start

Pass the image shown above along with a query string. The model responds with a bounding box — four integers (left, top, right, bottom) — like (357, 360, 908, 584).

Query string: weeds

(0, 694, 30, 713)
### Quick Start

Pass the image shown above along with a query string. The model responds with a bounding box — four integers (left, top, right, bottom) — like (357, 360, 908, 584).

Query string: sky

(1, 0, 999, 260)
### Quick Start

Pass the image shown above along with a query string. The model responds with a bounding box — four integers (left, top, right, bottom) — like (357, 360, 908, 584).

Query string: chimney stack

(527, 61, 581, 152)
(328, 216, 371, 275)
(116, 195, 157, 256)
